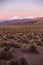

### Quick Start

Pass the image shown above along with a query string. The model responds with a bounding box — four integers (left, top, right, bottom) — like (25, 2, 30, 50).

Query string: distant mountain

(0, 17, 43, 26)
(34, 17, 43, 24)
(0, 20, 5, 22)
(0, 19, 36, 26)
(10, 16, 34, 20)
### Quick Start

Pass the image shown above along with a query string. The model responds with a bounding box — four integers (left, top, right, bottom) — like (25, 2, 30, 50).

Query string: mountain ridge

(0, 17, 43, 26)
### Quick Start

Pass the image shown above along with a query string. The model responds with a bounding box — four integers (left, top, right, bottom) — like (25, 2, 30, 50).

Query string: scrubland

(0, 25, 43, 65)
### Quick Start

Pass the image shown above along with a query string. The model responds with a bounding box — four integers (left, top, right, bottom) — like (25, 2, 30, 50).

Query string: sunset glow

(0, 0, 43, 19)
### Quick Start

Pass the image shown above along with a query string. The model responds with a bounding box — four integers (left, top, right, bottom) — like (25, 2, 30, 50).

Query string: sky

(0, 0, 43, 19)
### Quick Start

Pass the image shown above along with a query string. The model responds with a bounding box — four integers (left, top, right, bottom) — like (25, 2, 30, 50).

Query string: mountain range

(0, 17, 43, 26)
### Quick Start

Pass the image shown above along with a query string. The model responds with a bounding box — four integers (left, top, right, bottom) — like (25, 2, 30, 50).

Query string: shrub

(7, 35, 15, 39)
(0, 50, 4, 60)
(21, 45, 28, 52)
(17, 38, 22, 42)
(3, 46, 10, 52)
(0, 41, 8, 47)
(30, 43, 38, 53)
(4, 50, 13, 60)
(9, 60, 16, 65)
(13, 43, 21, 48)
(41, 38, 43, 41)
(21, 34, 28, 43)
(0, 46, 13, 60)
(27, 34, 33, 40)
(37, 41, 43, 46)
(2, 35, 7, 40)
(4, 42, 21, 48)
(16, 57, 29, 65)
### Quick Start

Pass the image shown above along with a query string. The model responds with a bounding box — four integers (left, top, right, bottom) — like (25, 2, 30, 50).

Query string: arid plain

(0, 25, 43, 65)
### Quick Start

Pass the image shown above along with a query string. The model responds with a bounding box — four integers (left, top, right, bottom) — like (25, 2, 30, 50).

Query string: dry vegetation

(0, 25, 43, 65)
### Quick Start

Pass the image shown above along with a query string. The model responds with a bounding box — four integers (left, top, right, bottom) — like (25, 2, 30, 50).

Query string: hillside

(0, 17, 43, 26)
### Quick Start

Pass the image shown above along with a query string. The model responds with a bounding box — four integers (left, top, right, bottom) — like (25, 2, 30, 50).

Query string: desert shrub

(17, 38, 22, 42)
(6, 43, 14, 47)
(2, 35, 7, 40)
(4, 50, 13, 60)
(0, 46, 13, 60)
(0, 50, 4, 60)
(41, 38, 43, 41)
(0, 33, 2, 36)
(16, 57, 29, 65)
(7, 35, 15, 39)
(36, 38, 43, 46)
(0, 41, 18, 48)
(4, 42, 21, 48)
(0, 41, 8, 47)
(21, 34, 28, 43)
(9, 60, 16, 65)
(30, 43, 38, 53)
(29, 39, 34, 44)
(33, 36, 40, 40)
(3, 46, 10, 52)
(21, 44, 38, 53)
(37, 41, 43, 46)
(17, 33, 23, 36)
(14, 43, 21, 48)
(21, 45, 28, 52)
(33, 31, 38, 36)
(27, 33, 33, 40)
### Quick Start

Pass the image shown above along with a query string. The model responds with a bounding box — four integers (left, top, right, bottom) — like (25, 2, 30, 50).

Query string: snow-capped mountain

(10, 16, 34, 20)
(10, 16, 22, 20)
(0, 17, 43, 26)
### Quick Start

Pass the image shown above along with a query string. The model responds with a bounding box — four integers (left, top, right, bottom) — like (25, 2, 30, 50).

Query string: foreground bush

(4, 50, 13, 60)
(9, 60, 16, 65)
(30, 43, 38, 53)
(21, 34, 28, 43)
(7, 42, 21, 48)
(21, 45, 28, 52)
(21, 43, 38, 54)
(0, 41, 7, 47)
(16, 57, 29, 65)
(0, 46, 13, 60)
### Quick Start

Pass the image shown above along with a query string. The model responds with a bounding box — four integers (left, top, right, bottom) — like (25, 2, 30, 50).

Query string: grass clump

(30, 43, 38, 53)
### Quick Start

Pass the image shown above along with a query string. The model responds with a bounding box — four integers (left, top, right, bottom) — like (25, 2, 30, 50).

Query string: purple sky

(0, 0, 43, 19)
